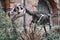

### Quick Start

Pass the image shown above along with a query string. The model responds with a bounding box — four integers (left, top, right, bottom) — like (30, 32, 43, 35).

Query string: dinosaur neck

(26, 8, 38, 16)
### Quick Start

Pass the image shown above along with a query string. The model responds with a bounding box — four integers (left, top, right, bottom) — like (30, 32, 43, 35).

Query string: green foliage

(0, 9, 12, 40)
(47, 31, 60, 40)
(0, 8, 22, 40)
(0, 9, 11, 28)
(47, 26, 60, 40)
(0, 28, 6, 40)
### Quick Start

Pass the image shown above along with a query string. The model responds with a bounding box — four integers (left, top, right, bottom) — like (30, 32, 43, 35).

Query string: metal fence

(58, 9, 60, 26)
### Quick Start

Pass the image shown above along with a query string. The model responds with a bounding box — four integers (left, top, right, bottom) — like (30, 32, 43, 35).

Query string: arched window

(37, 0, 51, 14)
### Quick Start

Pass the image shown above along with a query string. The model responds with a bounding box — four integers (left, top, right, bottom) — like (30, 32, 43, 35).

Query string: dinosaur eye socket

(21, 7, 23, 10)
(14, 9, 16, 12)
(16, 7, 19, 10)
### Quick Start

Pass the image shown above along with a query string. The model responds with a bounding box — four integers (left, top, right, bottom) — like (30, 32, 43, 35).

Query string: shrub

(0, 9, 12, 40)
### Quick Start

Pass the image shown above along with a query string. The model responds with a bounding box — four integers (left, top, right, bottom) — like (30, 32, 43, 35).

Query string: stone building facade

(1, 0, 59, 25)
(9, 0, 60, 25)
